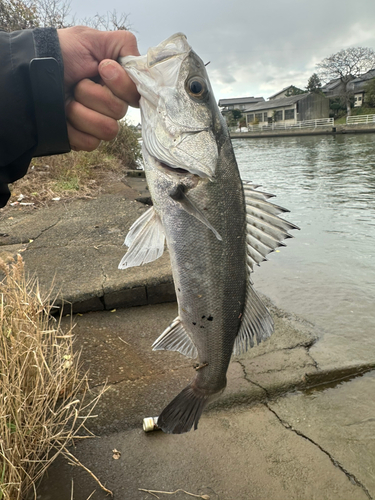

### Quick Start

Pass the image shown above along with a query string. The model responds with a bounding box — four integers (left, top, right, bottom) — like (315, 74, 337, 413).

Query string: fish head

(119, 33, 225, 180)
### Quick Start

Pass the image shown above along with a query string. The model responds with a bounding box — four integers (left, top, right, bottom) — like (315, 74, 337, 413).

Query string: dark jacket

(0, 28, 70, 207)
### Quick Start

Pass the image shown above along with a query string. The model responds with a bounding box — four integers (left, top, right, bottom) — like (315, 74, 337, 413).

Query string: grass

(334, 106, 375, 124)
(7, 121, 142, 208)
(0, 256, 107, 500)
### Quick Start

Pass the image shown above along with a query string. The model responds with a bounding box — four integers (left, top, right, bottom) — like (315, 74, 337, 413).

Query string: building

(244, 93, 329, 126)
(347, 69, 375, 107)
(320, 78, 353, 99)
(218, 96, 265, 114)
(268, 85, 305, 100)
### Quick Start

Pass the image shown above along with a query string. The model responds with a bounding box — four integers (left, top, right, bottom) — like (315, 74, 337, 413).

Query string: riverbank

(230, 123, 375, 138)
(1, 173, 375, 499)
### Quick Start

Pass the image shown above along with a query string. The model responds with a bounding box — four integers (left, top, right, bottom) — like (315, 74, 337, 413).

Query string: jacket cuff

(31, 28, 70, 157)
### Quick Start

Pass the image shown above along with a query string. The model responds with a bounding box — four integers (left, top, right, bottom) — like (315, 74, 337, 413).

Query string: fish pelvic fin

(158, 382, 220, 434)
(153, 316, 198, 359)
(233, 284, 274, 355)
(118, 207, 165, 269)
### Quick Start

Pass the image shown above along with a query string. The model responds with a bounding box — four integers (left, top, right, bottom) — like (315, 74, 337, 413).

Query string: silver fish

(119, 34, 298, 434)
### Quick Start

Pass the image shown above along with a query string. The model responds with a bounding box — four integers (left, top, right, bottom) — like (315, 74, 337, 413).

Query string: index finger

(99, 59, 140, 108)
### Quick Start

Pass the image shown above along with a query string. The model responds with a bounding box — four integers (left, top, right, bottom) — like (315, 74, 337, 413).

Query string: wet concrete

(2, 177, 375, 499)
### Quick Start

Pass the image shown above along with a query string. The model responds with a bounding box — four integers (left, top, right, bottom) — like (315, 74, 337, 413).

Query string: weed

(0, 256, 107, 500)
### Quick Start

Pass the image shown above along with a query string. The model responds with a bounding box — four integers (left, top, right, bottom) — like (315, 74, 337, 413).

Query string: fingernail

(100, 61, 118, 80)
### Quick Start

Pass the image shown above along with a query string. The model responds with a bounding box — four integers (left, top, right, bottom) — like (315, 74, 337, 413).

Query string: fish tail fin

(157, 382, 217, 434)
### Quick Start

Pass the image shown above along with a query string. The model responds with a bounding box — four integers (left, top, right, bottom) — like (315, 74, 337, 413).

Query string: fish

(118, 33, 298, 434)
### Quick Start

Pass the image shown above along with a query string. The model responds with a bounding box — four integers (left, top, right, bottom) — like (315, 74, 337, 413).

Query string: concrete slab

(37, 404, 369, 500)
(269, 372, 375, 499)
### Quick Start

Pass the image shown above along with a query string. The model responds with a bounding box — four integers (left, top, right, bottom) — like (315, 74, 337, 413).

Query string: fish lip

(158, 160, 190, 175)
(154, 157, 214, 180)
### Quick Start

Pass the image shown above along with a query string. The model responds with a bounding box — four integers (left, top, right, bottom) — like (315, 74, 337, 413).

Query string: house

(320, 77, 354, 98)
(347, 69, 375, 107)
(244, 93, 329, 126)
(268, 85, 306, 100)
(218, 96, 265, 114)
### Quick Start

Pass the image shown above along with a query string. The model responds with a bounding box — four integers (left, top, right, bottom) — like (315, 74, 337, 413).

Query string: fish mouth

(156, 158, 214, 181)
(157, 160, 191, 176)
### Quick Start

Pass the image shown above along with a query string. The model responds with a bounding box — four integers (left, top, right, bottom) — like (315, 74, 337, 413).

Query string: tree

(317, 47, 375, 115)
(226, 109, 243, 128)
(285, 86, 307, 96)
(364, 78, 375, 108)
(0, 0, 39, 31)
(0, 0, 131, 31)
(306, 73, 322, 93)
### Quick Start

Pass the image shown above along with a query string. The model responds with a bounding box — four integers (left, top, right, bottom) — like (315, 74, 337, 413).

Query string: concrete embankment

(230, 123, 375, 139)
(1, 173, 375, 500)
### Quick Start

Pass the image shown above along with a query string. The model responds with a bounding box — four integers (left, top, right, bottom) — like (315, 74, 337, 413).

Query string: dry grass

(0, 256, 106, 500)
(9, 149, 122, 207)
(7, 121, 142, 208)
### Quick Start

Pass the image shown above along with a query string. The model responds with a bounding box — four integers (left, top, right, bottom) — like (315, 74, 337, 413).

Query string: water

(233, 134, 375, 366)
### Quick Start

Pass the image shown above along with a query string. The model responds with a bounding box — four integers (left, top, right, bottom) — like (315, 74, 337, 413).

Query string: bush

(100, 120, 142, 169)
(7, 120, 142, 206)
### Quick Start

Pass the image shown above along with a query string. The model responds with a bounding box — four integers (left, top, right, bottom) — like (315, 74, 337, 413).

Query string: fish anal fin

(153, 317, 198, 359)
(118, 207, 165, 270)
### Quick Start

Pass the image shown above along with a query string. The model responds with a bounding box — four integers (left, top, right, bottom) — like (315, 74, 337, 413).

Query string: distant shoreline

(230, 124, 375, 139)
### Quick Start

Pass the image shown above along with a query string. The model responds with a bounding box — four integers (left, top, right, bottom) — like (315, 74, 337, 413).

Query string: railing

(232, 118, 334, 133)
(346, 114, 375, 125)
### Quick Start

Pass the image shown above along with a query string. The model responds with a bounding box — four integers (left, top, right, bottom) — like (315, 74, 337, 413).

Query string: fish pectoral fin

(152, 316, 198, 359)
(118, 207, 165, 269)
(243, 180, 299, 272)
(233, 285, 274, 355)
(171, 188, 222, 241)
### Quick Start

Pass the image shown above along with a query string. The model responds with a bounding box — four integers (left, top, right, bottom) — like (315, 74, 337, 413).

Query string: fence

(232, 118, 334, 133)
(346, 114, 375, 125)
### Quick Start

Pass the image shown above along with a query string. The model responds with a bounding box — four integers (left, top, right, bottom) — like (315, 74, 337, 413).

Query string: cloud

(74, 0, 375, 104)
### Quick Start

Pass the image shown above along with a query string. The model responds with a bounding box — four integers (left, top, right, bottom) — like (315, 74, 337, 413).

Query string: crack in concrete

(236, 360, 270, 397)
(100, 262, 108, 301)
(237, 340, 316, 362)
(266, 404, 373, 500)
(305, 348, 320, 371)
(27, 218, 61, 243)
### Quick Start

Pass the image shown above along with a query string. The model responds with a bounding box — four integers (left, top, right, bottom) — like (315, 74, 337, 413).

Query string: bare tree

(79, 10, 131, 31)
(36, 0, 71, 28)
(0, 0, 131, 31)
(317, 47, 375, 115)
(0, 0, 39, 31)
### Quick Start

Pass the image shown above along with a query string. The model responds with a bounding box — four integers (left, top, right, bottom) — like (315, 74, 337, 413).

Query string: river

(233, 134, 375, 368)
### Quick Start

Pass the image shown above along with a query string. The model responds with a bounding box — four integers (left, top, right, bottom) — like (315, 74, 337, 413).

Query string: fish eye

(186, 77, 208, 100)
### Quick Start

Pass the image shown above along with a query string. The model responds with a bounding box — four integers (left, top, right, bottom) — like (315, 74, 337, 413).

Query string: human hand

(57, 26, 140, 151)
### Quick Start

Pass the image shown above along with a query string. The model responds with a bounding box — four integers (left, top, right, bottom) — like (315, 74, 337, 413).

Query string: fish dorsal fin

(153, 316, 198, 359)
(118, 207, 165, 269)
(233, 180, 299, 354)
(243, 181, 299, 271)
(233, 285, 274, 355)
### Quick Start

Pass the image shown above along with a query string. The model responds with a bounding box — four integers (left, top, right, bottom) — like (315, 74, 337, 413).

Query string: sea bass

(118, 33, 297, 434)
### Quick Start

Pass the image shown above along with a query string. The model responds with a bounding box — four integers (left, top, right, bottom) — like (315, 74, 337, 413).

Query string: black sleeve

(0, 28, 70, 208)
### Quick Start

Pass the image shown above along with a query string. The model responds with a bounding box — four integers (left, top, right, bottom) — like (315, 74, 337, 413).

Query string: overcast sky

(72, 0, 375, 124)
